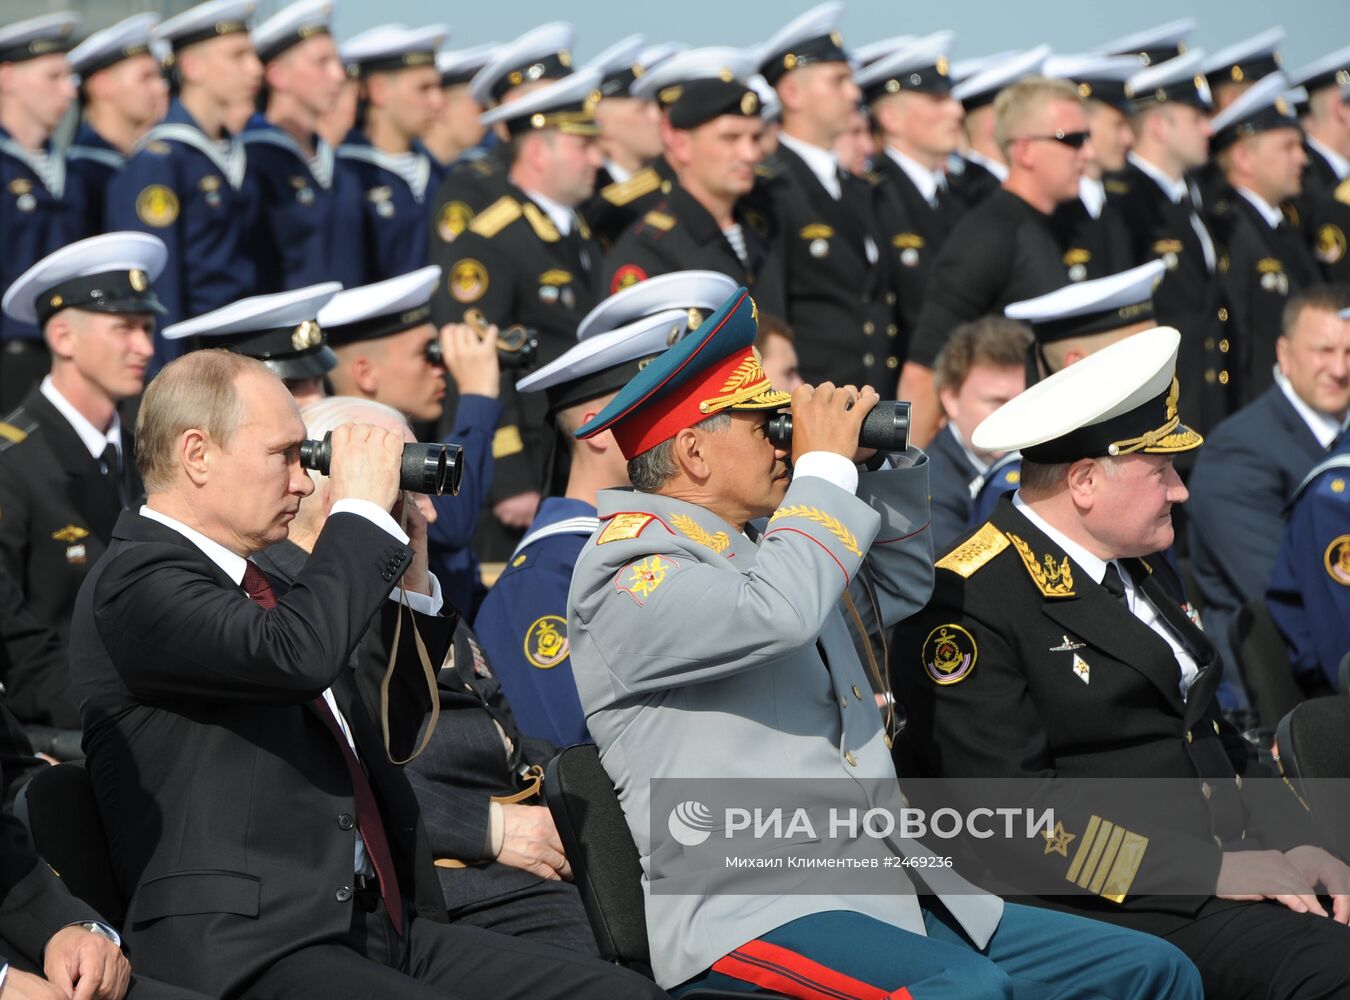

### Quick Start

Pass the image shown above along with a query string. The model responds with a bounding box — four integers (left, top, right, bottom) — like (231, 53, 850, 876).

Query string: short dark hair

(753, 312, 794, 353)
(1281, 284, 1350, 339)
(934, 317, 1033, 392)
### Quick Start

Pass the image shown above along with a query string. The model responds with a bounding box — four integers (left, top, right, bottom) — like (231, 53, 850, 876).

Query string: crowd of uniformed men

(0, 0, 1349, 995)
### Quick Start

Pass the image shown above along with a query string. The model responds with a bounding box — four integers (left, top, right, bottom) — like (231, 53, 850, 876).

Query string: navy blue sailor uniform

(332, 130, 437, 287)
(471, 497, 598, 747)
(105, 101, 261, 352)
(65, 122, 125, 240)
(242, 114, 340, 290)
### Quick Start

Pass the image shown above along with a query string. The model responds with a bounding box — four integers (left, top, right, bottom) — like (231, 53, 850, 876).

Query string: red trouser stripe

(710, 939, 914, 1000)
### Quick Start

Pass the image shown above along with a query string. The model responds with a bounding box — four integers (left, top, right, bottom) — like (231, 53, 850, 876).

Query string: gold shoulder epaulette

(468, 196, 521, 238)
(642, 210, 676, 231)
(522, 202, 561, 242)
(601, 167, 662, 206)
(935, 523, 1008, 578)
(1104, 179, 1130, 195)
(0, 422, 28, 447)
(754, 163, 776, 178)
(597, 512, 658, 545)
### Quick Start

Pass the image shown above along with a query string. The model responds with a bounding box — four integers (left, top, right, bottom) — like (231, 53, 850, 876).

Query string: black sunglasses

(1018, 129, 1091, 149)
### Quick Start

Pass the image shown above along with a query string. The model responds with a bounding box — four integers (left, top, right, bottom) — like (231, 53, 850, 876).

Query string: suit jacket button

(338, 813, 355, 831)
(852, 685, 862, 699)
(1212, 720, 1221, 734)
(1185, 730, 1193, 743)
(1201, 782, 1212, 800)
(844, 751, 858, 767)
(336, 886, 353, 902)
(1235, 774, 1243, 790)
(382, 570, 394, 581)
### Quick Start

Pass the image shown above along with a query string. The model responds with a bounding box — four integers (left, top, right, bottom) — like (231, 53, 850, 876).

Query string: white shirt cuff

(394, 571, 443, 615)
(792, 452, 859, 495)
(330, 498, 410, 544)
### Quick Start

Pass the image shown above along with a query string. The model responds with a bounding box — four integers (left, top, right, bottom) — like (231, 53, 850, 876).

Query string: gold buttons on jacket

(844, 751, 858, 767)
(852, 685, 862, 699)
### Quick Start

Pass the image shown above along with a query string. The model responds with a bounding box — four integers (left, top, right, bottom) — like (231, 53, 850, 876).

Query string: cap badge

(291, 319, 322, 352)
(129, 269, 148, 292)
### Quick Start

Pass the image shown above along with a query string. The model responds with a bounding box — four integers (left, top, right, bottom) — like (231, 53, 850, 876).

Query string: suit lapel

(1127, 561, 1221, 722)
(776, 146, 866, 261)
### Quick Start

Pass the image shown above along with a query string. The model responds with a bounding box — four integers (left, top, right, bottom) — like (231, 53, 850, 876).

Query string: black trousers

(444, 879, 601, 957)
(238, 886, 666, 1000)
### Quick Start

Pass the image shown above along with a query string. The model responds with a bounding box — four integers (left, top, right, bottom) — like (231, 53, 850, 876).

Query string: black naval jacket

(1208, 185, 1321, 404)
(427, 144, 510, 237)
(1049, 193, 1133, 283)
(601, 181, 774, 300)
(430, 183, 601, 503)
(948, 155, 1003, 211)
(1302, 167, 1350, 286)
(873, 153, 963, 365)
(581, 160, 676, 253)
(749, 143, 897, 388)
(1107, 163, 1234, 434)
(0, 387, 140, 727)
(892, 499, 1318, 936)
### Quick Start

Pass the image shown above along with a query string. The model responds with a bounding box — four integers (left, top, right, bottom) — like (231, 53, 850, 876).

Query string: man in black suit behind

(69, 350, 666, 1000)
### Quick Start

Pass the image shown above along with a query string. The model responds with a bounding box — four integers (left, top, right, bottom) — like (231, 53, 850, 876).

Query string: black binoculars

(299, 431, 463, 496)
(425, 308, 538, 370)
(766, 400, 911, 454)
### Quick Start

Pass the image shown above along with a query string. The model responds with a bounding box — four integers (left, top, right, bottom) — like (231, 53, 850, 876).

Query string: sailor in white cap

(1093, 17, 1196, 67)
(0, 11, 85, 390)
(604, 48, 770, 295)
(1202, 26, 1285, 113)
(474, 307, 690, 747)
(422, 43, 499, 172)
(576, 268, 737, 340)
(1112, 50, 1231, 432)
(332, 23, 447, 290)
(66, 14, 166, 235)
(1291, 45, 1350, 283)
(105, 0, 263, 355)
(242, 0, 345, 293)
(949, 45, 1050, 209)
(430, 71, 606, 553)
(0, 233, 164, 730)
(1207, 73, 1320, 402)
(858, 32, 963, 348)
(899, 323, 1350, 1000)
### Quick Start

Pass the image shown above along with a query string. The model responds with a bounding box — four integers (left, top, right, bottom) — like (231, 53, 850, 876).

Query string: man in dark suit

(0, 234, 163, 738)
(1188, 286, 1350, 708)
(894, 327, 1350, 999)
(68, 350, 665, 1000)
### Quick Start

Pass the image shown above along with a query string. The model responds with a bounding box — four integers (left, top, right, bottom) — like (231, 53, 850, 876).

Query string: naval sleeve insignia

(449, 259, 488, 303)
(935, 523, 1008, 578)
(1324, 535, 1350, 586)
(135, 185, 179, 227)
(923, 624, 977, 685)
(524, 615, 570, 668)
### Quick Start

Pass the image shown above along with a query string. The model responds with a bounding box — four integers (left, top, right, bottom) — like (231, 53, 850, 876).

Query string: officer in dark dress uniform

(105, 0, 263, 357)
(1110, 52, 1233, 434)
(0, 233, 164, 735)
(604, 49, 771, 297)
(0, 13, 88, 408)
(1289, 47, 1350, 284)
(242, 0, 345, 291)
(894, 326, 1350, 1000)
(1205, 74, 1320, 404)
(1195, 29, 1286, 205)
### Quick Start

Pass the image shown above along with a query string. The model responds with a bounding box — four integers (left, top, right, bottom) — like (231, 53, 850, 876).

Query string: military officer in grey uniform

(567, 285, 1199, 999)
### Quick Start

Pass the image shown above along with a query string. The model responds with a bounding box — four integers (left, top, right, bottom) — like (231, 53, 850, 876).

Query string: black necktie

(99, 443, 126, 507)
(1101, 562, 1128, 607)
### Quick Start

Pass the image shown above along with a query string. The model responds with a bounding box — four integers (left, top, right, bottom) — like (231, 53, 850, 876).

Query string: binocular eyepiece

(299, 431, 463, 496)
(765, 400, 911, 454)
(425, 308, 539, 370)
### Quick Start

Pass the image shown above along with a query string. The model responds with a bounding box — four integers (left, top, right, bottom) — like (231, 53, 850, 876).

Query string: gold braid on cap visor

(1106, 378, 1204, 456)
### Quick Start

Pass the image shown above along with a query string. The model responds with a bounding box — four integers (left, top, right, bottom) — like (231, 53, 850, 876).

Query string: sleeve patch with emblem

(136, 185, 179, 227)
(923, 624, 977, 685)
(615, 554, 678, 605)
(597, 512, 657, 545)
(437, 200, 473, 242)
(610, 263, 648, 294)
(450, 259, 489, 303)
(1315, 225, 1347, 265)
(523, 615, 570, 668)
(1066, 814, 1148, 903)
(1324, 534, 1350, 586)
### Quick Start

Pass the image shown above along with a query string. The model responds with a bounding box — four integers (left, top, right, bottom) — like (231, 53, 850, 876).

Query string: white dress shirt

(40, 376, 121, 461)
(1128, 152, 1217, 273)
(779, 131, 843, 199)
(886, 146, 945, 208)
(1013, 495, 1200, 697)
(1235, 186, 1284, 229)
(1273, 365, 1350, 449)
(964, 149, 1008, 183)
(1079, 176, 1106, 220)
(522, 188, 577, 236)
(603, 158, 633, 184)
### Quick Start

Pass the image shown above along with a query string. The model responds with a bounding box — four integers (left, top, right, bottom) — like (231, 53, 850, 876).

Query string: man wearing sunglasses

(901, 75, 1086, 446)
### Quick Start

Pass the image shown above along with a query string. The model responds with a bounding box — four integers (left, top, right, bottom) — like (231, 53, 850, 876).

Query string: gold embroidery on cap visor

(1105, 379, 1204, 456)
(524, 90, 603, 136)
(696, 348, 791, 415)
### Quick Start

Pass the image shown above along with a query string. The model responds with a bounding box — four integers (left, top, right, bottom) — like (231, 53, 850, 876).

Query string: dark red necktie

(241, 561, 405, 934)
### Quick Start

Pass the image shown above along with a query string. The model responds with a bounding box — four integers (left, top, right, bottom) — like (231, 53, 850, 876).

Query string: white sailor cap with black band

(3, 232, 167, 328)
(1005, 259, 1164, 345)
(632, 47, 758, 104)
(341, 23, 446, 79)
(757, 1, 849, 86)
(952, 45, 1051, 111)
(1209, 72, 1298, 153)
(480, 69, 604, 137)
(949, 50, 1016, 85)
(519, 308, 689, 414)
(317, 266, 441, 347)
(68, 13, 157, 78)
(251, 0, 334, 65)
(585, 34, 646, 99)
(1203, 27, 1285, 90)
(1289, 45, 1350, 99)
(1044, 53, 1142, 113)
(437, 43, 500, 88)
(853, 36, 916, 71)
(1093, 18, 1196, 67)
(1124, 51, 1212, 112)
(161, 282, 342, 379)
(469, 22, 576, 108)
(153, 0, 255, 53)
(637, 42, 686, 78)
(0, 12, 80, 63)
(856, 31, 955, 105)
(747, 74, 781, 123)
(972, 326, 1203, 463)
(576, 270, 739, 341)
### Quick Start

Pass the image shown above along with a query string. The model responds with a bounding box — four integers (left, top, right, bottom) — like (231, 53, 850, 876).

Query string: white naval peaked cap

(0, 12, 80, 63)
(154, 0, 255, 51)
(3, 232, 167, 326)
(318, 266, 442, 346)
(636, 42, 686, 77)
(340, 23, 446, 76)
(972, 326, 1202, 461)
(631, 47, 759, 103)
(1005, 260, 1164, 343)
(583, 34, 646, 98)
(68, 13, 157, 77)
(950, 50, 1017, 84)
(517, 308, 690, 411)
(1092, 18, 1196, 65)
(1202, 27, 1285, 84)
(1209, 72, 1296, 150)
(1289, 44, 1350, 95)
(757, 1, 847, 84)
(855, 31, 955, 99)
(437, 43, 501, 85)
(161, 282, 342, 340)
(1125, 50, 1212, 109)
(1043, 53, 1141, 84)
(478, 69, 603, 134)
(251, 0, 335, 64)
(747, 74, 781, 121)
(576, 271, 739, 341)
(853, 36, 916, 70)
(470, 22, 576, 108)
(952, 45, 1051, 108)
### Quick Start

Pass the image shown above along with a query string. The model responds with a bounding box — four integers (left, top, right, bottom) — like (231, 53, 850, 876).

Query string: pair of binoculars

(765, 400, 912, 454)
(424, 308, 538, 370)
(299, 432, 462, 496)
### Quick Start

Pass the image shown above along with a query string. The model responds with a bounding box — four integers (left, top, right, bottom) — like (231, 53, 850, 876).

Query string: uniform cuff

(392, 571, 443, 616)
(793, 452, 859, 495)
(330, 499, 410, 544)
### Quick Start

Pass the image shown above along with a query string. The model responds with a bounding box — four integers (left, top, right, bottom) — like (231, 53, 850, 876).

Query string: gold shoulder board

(643, 211, 676, 231)
(601, 167, 661, 206)
(468, 196, 521, 238)
(935, 523, 1008, 578)
(597, 512, 657, 545)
